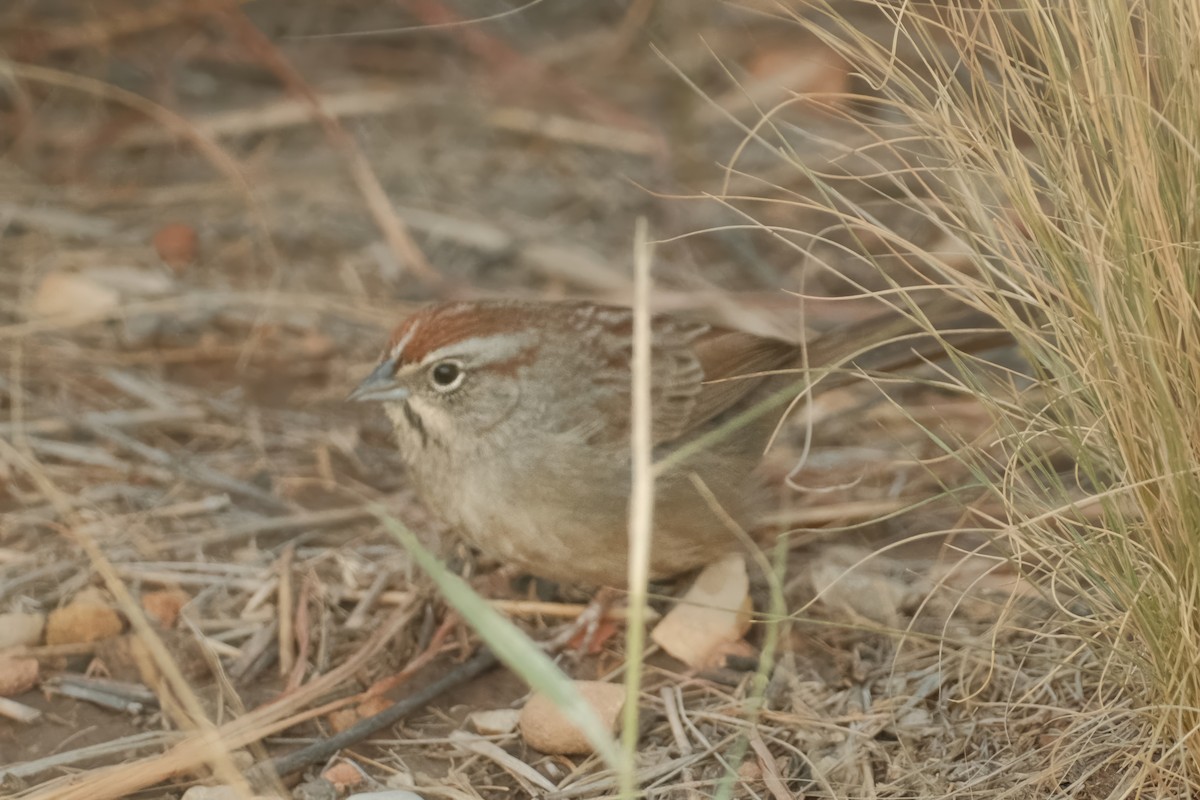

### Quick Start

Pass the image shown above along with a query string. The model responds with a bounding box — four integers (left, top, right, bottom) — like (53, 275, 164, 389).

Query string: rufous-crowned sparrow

(350, 297, 1000, 586)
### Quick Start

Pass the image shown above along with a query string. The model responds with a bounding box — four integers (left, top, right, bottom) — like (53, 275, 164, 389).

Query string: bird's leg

(544, 586, 623, 654)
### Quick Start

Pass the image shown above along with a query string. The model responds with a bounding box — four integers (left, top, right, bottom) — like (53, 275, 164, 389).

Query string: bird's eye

(430, 361, 465, 391)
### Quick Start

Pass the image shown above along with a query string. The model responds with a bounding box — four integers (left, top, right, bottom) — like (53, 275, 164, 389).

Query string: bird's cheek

(473, 379, 522, 434)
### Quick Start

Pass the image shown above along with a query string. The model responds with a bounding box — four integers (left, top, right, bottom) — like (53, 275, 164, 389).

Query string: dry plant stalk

(778, 0, 1200, 792)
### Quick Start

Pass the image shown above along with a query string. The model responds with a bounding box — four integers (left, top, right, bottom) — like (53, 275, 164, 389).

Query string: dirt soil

(0, 2, 1092, 799)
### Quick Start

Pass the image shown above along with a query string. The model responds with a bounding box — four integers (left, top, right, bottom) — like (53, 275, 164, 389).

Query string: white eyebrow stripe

(389, 319, 421, 360)
(419, 332, 534, 365)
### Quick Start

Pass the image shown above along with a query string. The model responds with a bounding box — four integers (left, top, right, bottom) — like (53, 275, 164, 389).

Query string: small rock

(181, 788, 240, 800)
(141, 588, 191, 628)
(29, 271, 120, 318)
(519, 680, 625, 755)
(738, 758, 763, 782)
(322, 762, 365, 792)
(0, 612, 46, 649)
(180, 787, 280, 800)
(29, 266, 175, 320)
(45, 603, 123, 645)
(468, 708, 520, 735)
(0, 657, 39, 696)
(152, 222, 200, 272)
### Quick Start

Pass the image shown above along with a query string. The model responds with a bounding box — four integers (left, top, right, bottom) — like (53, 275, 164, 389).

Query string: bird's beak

(348, 357, 410, 403)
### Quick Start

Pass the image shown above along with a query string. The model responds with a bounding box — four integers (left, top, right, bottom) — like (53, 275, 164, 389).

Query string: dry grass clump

(730, 0, 1200, 792)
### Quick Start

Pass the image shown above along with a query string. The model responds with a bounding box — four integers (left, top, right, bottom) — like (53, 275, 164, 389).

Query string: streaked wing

(681, 329, 797, 438)
(575, 308, 795, 446)
(574, 307, 710, 445)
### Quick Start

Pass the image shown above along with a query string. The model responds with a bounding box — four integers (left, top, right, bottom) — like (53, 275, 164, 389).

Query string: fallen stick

(155, 506, 379, 553)
(258, 647, 498, 780)
(0, 406, 206, 437)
